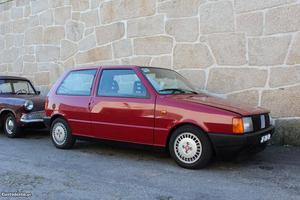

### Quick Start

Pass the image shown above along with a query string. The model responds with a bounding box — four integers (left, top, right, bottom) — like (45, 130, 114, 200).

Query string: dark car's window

(0, 79, 35, 95)
(13, 81, 35, 94)
(0, 81, 12, 93)
(98, 69, 148, 98)
(141, 67, 197, 95)
(57, 69, 97, 96)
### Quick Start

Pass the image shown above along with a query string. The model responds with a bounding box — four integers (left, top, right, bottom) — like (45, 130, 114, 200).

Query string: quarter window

(98, 69, 147, 98)
(57, 70, 97, 96)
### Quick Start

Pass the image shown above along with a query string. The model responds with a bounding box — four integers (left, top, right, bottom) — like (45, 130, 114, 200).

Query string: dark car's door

(55, 69, 97, 136)
(90, 68, 155, 145)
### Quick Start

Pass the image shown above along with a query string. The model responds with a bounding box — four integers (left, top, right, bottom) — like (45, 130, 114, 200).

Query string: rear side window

(57, 70, 97, 96)
(98, 69, 148, 98)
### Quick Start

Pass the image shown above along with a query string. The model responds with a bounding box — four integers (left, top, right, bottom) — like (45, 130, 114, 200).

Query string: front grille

(252, 115, 261, 131)
(21, 111, 45, 122)
(265, 114, 270, 127)
(251, 114, 270, 131)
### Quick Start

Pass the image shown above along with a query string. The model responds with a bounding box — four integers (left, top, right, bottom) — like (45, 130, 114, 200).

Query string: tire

(3, 113, 23, 138)
(169, 125, 213, 169)
(51, 118, 76, 149)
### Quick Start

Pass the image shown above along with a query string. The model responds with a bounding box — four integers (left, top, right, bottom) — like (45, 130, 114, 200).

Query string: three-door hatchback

(44, 66, 275, 169)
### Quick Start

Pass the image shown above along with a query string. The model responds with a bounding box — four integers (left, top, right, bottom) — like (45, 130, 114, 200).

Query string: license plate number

(260, 134, 271, 143)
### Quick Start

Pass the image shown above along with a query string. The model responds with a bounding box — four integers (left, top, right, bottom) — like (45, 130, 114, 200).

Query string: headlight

(243, 117, 253, 132)
(24, 100, 34, 111)
(232, 117, 253, 134)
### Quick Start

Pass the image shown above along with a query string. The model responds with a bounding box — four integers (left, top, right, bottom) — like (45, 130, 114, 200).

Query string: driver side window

(98, 69, 148, 98)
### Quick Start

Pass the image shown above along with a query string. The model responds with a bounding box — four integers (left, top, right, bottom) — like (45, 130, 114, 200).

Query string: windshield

(0, 79, 36, 95)
(140, 67, 197, 95)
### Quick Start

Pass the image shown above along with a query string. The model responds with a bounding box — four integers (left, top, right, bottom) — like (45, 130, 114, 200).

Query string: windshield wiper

(159, 88, 198, 94)
(183, 89, 198, 94)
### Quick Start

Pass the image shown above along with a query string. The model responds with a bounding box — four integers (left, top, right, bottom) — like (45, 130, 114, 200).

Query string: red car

(44, 66, 274, 169)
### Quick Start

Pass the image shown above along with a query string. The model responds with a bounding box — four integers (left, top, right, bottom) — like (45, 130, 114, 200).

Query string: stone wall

(0, 0, 299, 145)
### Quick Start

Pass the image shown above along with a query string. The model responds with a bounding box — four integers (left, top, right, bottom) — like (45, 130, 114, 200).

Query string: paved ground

(0, 130, 299, 200)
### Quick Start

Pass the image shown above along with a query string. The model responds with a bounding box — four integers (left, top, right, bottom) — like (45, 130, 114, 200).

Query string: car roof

(71, 65, 173, 71)
(74, 65, 138, 70)
(0, 76, 30, 81)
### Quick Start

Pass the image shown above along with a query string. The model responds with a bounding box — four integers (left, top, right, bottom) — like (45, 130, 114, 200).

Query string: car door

(55, 69, 97, 136)
(90, 68, 155, 145)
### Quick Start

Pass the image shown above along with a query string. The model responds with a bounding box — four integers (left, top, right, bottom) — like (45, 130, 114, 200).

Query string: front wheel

(51, 118, 76, 149)
(3, 113, 23, 138)
(169, 125, 213, 169)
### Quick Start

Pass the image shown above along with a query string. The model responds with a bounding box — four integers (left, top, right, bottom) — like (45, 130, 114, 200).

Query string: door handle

(88, 102, 92, 111)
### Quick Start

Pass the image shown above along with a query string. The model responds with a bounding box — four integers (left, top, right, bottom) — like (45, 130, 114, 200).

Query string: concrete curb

(272, 119, 300, 146)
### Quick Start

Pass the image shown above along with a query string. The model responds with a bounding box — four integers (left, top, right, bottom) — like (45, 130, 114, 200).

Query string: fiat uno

(44, 66, 274, 169)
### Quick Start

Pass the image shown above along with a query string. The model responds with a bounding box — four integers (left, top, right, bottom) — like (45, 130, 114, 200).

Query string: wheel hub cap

(174, 132, 202, 164)
(5, 118, 14, 134)
(183, 142, 193, 154)
(52, 123, 67, 145)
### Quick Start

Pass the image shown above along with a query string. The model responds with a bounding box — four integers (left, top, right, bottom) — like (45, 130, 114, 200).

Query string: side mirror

(36, 91, 41, 95)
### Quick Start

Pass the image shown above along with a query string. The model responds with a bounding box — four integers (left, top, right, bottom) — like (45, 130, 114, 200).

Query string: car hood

(167, 93, 269, 116)
(2, 95, 46, 112)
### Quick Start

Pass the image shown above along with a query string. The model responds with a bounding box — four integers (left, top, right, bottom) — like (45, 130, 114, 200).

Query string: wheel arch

(0, 109, 16, 124)
(50, 114, 68, 126)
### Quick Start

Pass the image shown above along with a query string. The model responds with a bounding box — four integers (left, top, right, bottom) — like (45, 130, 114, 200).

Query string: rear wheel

(51, 118, 76, 149)
(169, 125, 213, 169)
(3, 113, 23, 138)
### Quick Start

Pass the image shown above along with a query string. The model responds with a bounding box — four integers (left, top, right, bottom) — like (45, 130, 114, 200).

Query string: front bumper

(209, 126, 275, 155)
(20, 111, 45, 124)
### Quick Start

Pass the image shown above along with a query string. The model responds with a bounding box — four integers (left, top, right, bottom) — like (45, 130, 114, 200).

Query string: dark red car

(0, 76, 45, 138)
(44, 66, 274, 169)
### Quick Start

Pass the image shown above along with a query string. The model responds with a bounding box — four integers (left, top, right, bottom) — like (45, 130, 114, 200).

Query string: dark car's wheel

(51, 118, 76, 149)
(3, 113, 23, 138)
(169, 125, 213, 169)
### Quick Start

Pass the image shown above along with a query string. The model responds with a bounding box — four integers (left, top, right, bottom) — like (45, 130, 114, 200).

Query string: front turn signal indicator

(160, 110, 167, 115)
(232, 118, 244, 134)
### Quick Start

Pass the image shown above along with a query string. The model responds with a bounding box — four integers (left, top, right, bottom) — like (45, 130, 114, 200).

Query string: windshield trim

(139, 67, 197, 95)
